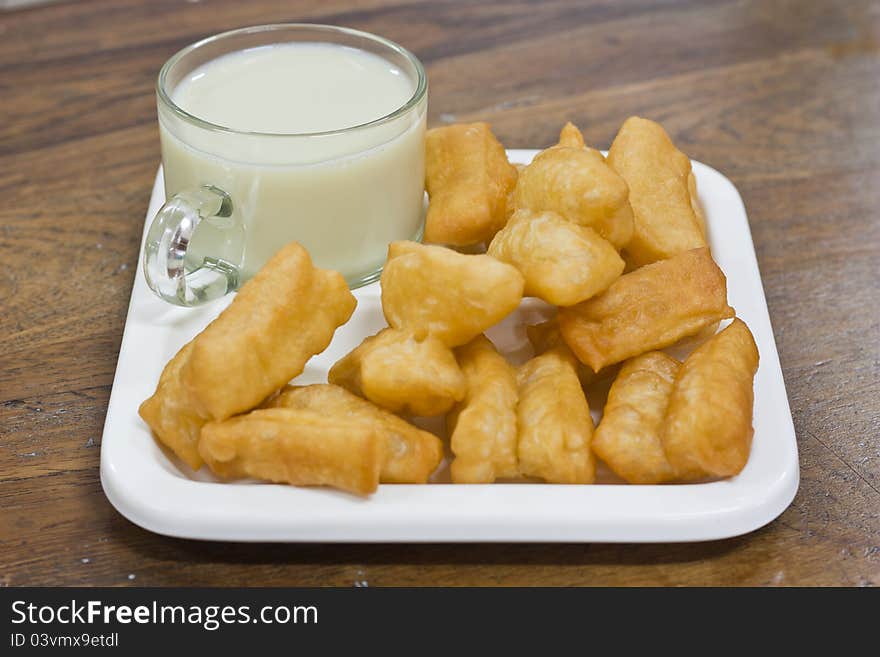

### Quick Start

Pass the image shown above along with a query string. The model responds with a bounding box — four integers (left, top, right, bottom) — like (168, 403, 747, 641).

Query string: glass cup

(144, 24, 428, 306)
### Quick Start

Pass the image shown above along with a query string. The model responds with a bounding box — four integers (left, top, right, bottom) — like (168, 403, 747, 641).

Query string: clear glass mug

(145, 24, 428, 306)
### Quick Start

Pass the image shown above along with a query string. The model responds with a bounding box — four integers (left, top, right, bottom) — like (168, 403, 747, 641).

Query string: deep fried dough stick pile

(425, 118, 757, 485)
(140, 242, 444, 495)
(142, 114, 762, 495)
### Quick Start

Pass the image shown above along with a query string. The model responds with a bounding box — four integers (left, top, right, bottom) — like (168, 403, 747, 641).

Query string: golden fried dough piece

(138, 341, 204, 470)
(182, 242, 356, 421)
(607, 116, 707, 266)
(199, 408, 383, 496)
(268, 384, 443, 484)
(516, 350, 595, 484)
(329, 327, 467, 416)
(425, 122, 518, 246)
(381, 241, 525, 347)
(488, 209, 624, 306)
(592, 352, 680, 484)
(448, 335, 519, 483)
(558, 247, 734, 372)
(661, 319, 759, 480)
(512, 124, 633, 249)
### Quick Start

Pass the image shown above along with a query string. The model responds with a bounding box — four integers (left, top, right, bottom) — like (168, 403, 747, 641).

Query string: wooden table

(2, 0, 878, 587)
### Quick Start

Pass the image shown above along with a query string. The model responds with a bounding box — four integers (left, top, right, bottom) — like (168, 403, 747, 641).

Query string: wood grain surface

(1, 0, 878, 587)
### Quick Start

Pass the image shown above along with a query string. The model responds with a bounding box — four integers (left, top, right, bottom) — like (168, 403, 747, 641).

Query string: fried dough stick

(329, 328, 467, 417)
(558, 247, 734, 372)
(592, 352, 680, 484)
(661, 319, 759, 480)
(267, 384, 443, 484)
(517, 350, 595, 484)
(607, 116, 707, 266)
(380, 241, 524, 347)
(425, 122, 518, 246)
(488, 209, 624, 306)
(448, 335, 519, 483)
(199, 409, 383, 496)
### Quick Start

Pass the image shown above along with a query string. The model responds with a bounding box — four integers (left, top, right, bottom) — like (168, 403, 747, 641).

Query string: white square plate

(100, 149, 799, 542)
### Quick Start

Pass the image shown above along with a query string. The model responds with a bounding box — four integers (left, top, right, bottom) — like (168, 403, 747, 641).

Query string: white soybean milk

(159, 42, 425, 283)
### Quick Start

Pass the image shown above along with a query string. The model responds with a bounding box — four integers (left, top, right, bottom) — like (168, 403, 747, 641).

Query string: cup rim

(156, 23, 427, 138)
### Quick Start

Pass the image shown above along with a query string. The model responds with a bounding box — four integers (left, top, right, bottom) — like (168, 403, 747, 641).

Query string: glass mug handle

(143, 185, 240, 307)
